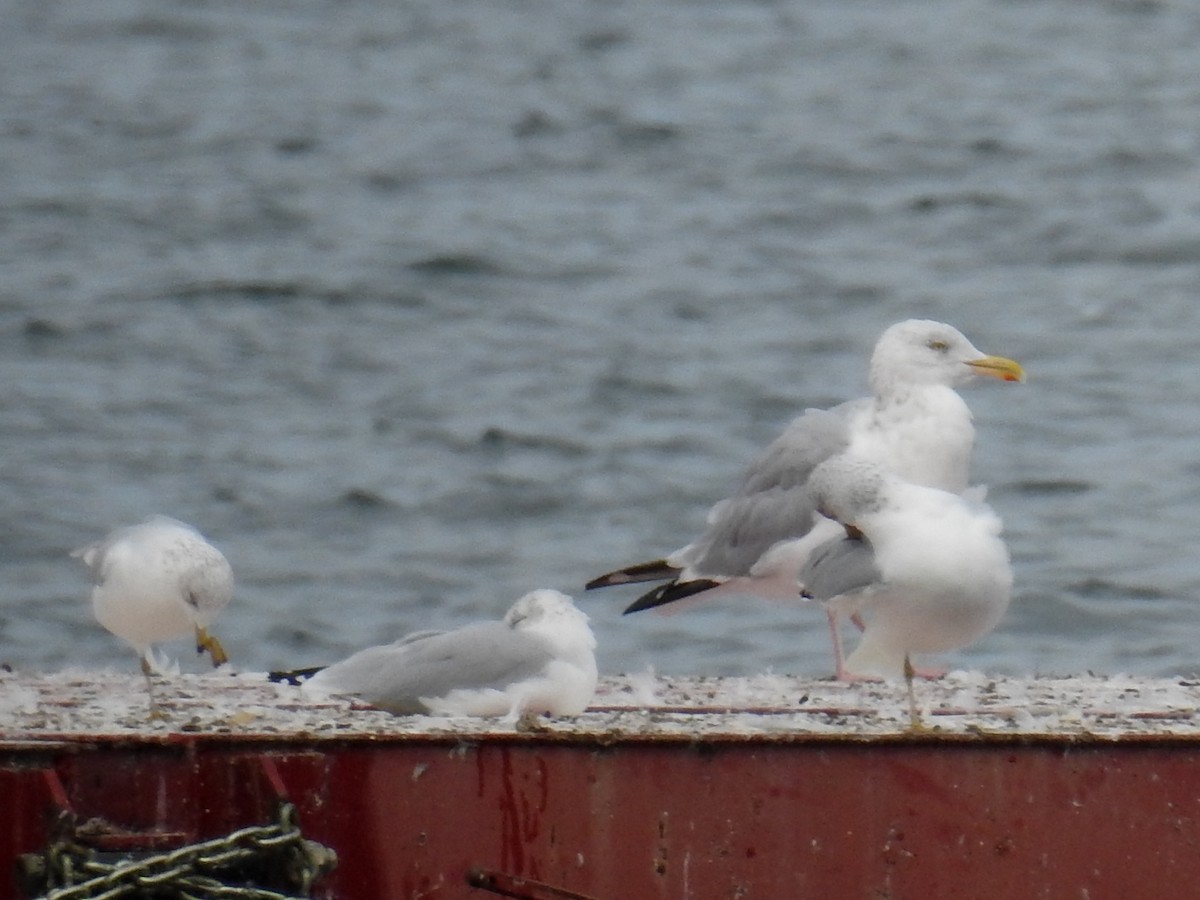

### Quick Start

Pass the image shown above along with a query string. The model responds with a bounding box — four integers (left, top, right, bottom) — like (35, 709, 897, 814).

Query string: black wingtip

(623, 578, 721, 615)
(267, 665, 325, 686)
(586, 559, 681, 591)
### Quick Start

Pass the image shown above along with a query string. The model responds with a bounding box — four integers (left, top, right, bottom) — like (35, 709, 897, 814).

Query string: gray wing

(680, 401, 859, 576)
(70, 516, 204, 584)
(797, 533, 883, 602)
(310, 621, 555, 714)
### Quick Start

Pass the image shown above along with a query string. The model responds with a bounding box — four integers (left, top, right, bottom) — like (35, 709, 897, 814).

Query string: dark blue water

(3, 0, 1200, 679)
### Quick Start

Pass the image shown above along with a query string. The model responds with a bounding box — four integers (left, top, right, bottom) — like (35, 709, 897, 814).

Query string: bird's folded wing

(797, 535, 883, 602)
(311, 621, 556, 713)
(676, 404, 855, 577)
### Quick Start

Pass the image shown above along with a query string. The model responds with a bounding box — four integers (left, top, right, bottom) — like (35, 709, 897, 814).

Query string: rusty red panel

(5, 737, 1200, 899)
(297, 740, 1200, 899)
(0, 764, 55, 892)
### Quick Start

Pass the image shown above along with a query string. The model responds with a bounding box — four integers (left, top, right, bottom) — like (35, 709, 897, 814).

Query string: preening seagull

(799, 455, 1013, 680)
(586, 320, 1023, 640)
(72, 515, 233, 674)
(283, 590, 598, 721)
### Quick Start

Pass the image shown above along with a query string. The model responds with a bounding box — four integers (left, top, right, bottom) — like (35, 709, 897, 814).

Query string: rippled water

(3, 0, 1200, 680)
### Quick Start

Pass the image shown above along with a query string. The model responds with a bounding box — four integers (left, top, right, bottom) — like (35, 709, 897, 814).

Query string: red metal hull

(5, 731, 1200, 899)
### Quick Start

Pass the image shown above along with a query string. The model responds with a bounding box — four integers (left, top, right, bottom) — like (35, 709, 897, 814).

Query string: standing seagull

(73, 515, 233, 675)
(286, 590, 597, 721)
(799, 454, 1012, 680)
(586, 320, 1023, 626)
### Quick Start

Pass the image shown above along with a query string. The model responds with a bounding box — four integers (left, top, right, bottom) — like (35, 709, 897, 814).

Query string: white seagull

(799, 455, 1013, 680)
(73, 515, 234, 674)
(586, 320, 1022, 658)
(288, 590, 598, 721)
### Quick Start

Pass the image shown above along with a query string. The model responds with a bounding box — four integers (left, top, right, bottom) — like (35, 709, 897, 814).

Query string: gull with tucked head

(799, 454, 1013, 680)
(283, 590, 598, 722)
(586, 319, 1023, 674)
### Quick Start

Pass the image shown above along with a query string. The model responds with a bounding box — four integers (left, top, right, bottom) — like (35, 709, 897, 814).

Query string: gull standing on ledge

(284, 590, 598, 721)
(586, 319, 1023, 633)
(798, 454, 1013, 680)
(73, 515, 233, 674)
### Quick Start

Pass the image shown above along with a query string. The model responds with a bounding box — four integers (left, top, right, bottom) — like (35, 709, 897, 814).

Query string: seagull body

(799, 455, 1013, 679)
(73, 515, 233, 671)
(298, 590, 597, 720)
(586, 319, 1024, 614)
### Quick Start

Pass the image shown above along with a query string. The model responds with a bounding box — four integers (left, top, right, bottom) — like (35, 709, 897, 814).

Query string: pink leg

(909, 663, 947, 680)
(850, 612, 866, 632)
(828, 609, 882, 682)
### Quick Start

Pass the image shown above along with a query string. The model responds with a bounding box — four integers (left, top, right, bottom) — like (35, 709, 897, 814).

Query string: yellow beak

(966, 355, 1025, 383)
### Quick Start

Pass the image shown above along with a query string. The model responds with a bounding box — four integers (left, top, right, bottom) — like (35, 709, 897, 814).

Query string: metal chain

(24, 803, 336, 900)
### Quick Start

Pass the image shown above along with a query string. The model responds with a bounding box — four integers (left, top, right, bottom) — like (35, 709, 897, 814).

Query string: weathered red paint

(4, 733, 1200, 899)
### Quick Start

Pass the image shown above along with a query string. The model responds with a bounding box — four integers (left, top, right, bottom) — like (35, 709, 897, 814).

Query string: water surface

(2, 0, 1200, 679)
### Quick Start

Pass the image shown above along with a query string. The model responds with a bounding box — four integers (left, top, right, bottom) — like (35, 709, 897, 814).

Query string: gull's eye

(928, 339, 949, 352)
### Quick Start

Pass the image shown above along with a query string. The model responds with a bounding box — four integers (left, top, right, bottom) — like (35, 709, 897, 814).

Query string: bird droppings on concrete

(2, 669, 1200, 744)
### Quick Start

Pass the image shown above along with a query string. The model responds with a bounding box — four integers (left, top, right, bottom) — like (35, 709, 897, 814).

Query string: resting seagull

(278, 590, 598, 721)
(798, 454, 1013, 680)
(586, 320, 1023, 627)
